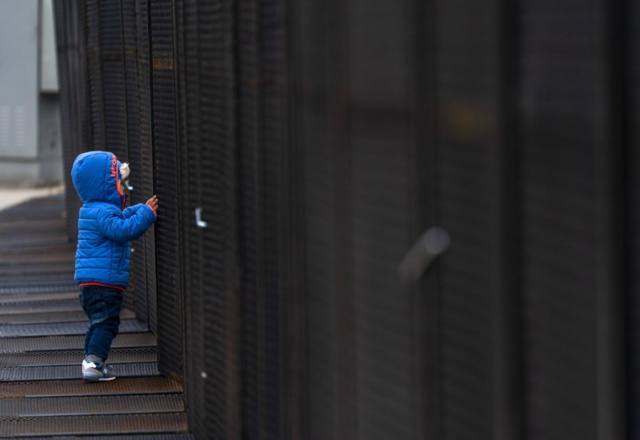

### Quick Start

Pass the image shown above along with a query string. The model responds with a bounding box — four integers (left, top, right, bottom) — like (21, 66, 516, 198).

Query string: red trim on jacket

(112, 153, 126, 211)
(79, 282, 126, 292)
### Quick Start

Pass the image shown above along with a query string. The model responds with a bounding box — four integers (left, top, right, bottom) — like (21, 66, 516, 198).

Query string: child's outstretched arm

(123, 204, 144, 219)
(97, 199, 157, 243)
(123, 196, 159, 219)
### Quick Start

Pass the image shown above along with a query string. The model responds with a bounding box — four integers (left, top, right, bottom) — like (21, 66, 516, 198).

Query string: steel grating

(0, 377, 183, 399)
(0, 347, 157, 368)
(0, 362, 159, 382)
(236, 0, 289, 437)
(193, 0, 240, 437)
(0, 319, 147, 338)
(175, 1, 208, 436)
(0, 252, 75, 266)
(99, 0, 133, 315)
(520, 1, 601, 439)
(0, 394, 183, 417)
(0, 309, 135, 326)
(0, 413, 188, 437)
(53, 0, 81, 241)
(630, 1, 640, 436)
(21, 435, 193, 440)
(0, 333, 157, 353)
(150, 0, 184, 380)
(135, 0, 158, 334)
(0, 298, 81, 315)
(0, 235, 69, 250)
(0, 217, 66, 232)
(0, 245, 76, 259)
(121, 0, 150, 324)
(0, 275, 78, 288)
(0, 292, 78, 304)
(85, 0, 106, 149)
(0, 282, 79, 295)
(0, 264, 76, 276)
(433, 2, 504, 439)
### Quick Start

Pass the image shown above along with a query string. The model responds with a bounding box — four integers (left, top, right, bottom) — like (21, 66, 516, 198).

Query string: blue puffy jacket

(71, 151, 156, 290)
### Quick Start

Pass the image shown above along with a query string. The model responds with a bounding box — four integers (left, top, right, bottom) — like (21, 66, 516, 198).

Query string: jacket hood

(71, 151, 125, 208)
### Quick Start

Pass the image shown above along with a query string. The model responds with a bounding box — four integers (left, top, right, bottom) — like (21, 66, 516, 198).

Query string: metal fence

(54, 0, 635, 439)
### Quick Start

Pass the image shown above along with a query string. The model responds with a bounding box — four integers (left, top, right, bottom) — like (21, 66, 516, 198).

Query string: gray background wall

(0, 0, 62, 186)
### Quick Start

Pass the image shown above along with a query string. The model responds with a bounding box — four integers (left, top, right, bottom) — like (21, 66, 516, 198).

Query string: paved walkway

(0, 185, 65, 211)
(0, 194, 191, 438)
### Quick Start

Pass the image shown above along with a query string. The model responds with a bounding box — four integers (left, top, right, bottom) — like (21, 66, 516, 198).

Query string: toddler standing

(71, 151, 158, 381)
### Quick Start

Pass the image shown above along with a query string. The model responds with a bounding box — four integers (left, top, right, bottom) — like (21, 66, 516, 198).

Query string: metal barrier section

(520, 2, 603, 440)
(175, 1, 208, 437)
(85, 0, 106, 150)
(433, 2, 507, 439)
(99, 0, 134, 313)
(630, 2, 640, 438)
(53, 0, 89, 241)
(149, 0, 186, 381)
(236, 0, 290, 438)
(135, 0, 159, 334)
(175, 0, 241, 437)
(123, 0, 151, 325)
(52, 0, 639, 439)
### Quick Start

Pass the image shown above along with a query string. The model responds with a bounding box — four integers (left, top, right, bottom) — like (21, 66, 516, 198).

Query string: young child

(71, 151, 158, 381)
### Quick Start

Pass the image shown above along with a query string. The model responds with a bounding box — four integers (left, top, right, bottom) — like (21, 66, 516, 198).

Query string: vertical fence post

(494, 0, 522, 439)
(597, 0, 628, 438)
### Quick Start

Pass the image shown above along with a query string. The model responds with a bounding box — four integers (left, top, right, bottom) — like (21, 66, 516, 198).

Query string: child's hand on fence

(146, 195, 159, 214)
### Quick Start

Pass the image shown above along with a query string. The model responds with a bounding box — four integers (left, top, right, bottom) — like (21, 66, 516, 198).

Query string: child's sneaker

(82, 358, 116, 381)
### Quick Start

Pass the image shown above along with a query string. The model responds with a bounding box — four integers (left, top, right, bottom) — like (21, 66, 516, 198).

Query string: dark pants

(79, 285, 123, 360)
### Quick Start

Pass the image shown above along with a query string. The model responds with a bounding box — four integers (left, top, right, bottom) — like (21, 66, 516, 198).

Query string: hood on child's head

(71, 151, 125, 207)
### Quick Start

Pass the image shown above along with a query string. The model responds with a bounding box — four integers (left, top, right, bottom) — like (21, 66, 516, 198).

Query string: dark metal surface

(175, 1, 206, 437)
(236, 0, 289, 438)
(134, 0, 158, 334)
(0, 333, 157, 353)
(52, 0, 640, 439)
(22, 435, 193, 440)
(0, 377, 183, 398)
(519, 1, 602, 439)
(150, 0, 185, 381)
(433, 2, 506, 439)
(0, 298, 81, 315)
(0, 362, 159, 382)
(122, 0, 150, 325)
(0, 309, 135, 325)
(0, 394, 184, 417)
(0, 347, 157, 367)
(630, 1, 640, 437)
(184, 1, 242, 438)
(0, 319, 147, 337)
(0, 291, 77, 304)
(0, 413, 188, 437)
(53, 0, 89, 241)
(0, 282, 80, 295)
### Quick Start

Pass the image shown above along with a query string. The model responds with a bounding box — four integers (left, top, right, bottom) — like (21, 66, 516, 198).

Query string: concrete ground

(0, 185, 64, 211)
